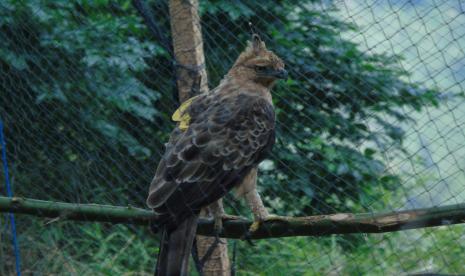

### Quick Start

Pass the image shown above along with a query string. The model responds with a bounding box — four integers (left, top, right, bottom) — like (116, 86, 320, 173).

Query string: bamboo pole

(2, 196, 465, 239)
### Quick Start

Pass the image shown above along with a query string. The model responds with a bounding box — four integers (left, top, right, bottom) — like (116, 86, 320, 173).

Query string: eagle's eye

(254, 65, 269, 73)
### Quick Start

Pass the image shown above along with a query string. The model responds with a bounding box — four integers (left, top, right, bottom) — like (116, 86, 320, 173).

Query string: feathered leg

(236, 168, 268, 220)
(237, 168, 287, 235)
(209, 199, 245, 233)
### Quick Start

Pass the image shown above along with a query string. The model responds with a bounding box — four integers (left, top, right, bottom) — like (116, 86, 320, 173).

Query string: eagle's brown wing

(147, 92, 275, 230)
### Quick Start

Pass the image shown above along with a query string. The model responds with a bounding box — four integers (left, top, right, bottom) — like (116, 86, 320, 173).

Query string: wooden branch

(0, 197, 154, 225)
(1, 196, 465, 239)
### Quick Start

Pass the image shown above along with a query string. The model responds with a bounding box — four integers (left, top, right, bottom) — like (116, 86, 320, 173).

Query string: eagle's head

(228, 34, 287, 89)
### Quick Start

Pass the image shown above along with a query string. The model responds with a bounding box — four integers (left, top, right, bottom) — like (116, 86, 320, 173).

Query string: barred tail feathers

(155, 215, 198, 276)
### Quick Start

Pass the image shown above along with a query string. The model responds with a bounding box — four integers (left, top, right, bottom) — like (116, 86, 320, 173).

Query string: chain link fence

(1, 0, 464, 275)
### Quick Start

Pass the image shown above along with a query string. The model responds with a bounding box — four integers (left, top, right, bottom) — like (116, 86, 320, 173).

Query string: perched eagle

(147, 34, 287, 276)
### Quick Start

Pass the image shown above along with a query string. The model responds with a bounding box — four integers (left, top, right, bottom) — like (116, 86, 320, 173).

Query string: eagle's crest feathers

(228, 34, 287, 88)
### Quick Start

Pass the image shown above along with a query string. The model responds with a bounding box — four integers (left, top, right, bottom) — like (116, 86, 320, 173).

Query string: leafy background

(0, 0, 464, 274)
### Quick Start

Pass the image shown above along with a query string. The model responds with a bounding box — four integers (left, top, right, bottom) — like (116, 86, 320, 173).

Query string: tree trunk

(168, 0, 230, 275)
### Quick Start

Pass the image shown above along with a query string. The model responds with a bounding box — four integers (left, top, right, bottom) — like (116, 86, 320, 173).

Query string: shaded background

(0, 0, 464, 274)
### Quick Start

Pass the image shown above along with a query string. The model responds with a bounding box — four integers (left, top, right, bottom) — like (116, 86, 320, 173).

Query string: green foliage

(1, 217, 156, 275)
(233, 225, 465, 275)
(1, 0, 170, 205)
(0, 0, 447, 274)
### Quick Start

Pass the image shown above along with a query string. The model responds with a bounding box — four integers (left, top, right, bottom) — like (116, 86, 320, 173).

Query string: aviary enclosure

(1, 0, 465, 275)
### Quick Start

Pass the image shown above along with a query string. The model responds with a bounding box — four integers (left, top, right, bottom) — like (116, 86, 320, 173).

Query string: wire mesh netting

(1, 0, 465, 275)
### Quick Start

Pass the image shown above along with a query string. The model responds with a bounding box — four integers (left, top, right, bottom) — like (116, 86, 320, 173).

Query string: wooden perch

(1, 196, 464, 239)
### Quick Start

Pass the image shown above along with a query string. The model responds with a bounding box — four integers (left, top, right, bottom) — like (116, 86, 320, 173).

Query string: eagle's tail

(155, 215, 198, 276)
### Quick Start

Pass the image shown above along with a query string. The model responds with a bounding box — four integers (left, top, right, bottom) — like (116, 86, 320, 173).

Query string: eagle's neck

(216, 75, 273, 104)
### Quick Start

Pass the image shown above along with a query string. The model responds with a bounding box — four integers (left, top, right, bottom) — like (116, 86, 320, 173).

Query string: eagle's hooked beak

(273, 68, 288, 80)
(253, 66, 289, 80)
(259, 68, 288, 80)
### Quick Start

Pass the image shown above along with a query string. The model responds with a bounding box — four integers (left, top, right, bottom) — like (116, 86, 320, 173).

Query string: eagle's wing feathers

(147, 93, 274, 228)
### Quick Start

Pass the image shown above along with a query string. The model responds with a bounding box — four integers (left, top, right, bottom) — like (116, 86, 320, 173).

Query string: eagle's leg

(209, 199, 245, 234)
(238, 168, 288, 236)
(244, 188, 269, 232)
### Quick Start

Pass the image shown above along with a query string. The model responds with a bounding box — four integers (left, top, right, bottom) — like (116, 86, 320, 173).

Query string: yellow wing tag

(172, 95, 199, 131)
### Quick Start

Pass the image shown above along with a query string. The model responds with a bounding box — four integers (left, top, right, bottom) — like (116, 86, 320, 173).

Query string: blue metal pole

(0, 121, 21, 276)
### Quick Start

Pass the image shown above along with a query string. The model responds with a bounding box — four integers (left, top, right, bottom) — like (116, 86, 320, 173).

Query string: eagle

(147, 34, 287, 276)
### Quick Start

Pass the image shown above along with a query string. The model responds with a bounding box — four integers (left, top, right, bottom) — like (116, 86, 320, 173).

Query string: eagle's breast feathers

(147, 90, 275, 229)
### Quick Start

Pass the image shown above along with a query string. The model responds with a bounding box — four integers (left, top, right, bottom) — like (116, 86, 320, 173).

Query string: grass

(1, 213, 465, 275)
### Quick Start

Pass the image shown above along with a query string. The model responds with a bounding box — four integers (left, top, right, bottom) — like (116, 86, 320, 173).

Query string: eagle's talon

(213, 214, 246, 235)
(240, 219, 262, 243)
(249, 220, 261, 233)
(241, 231, 256, 246)
(243, 215, 288, 240)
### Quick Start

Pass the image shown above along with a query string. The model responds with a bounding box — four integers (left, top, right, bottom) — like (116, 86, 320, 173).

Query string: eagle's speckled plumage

(148, 34, 287, 276)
